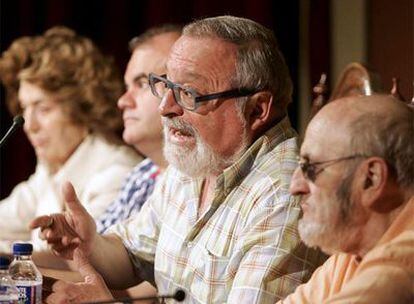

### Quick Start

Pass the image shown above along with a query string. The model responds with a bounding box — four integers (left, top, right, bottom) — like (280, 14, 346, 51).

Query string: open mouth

(163, 117, 197, 145)
(167, 126, 196, 145)
(170, 127, 192, 137)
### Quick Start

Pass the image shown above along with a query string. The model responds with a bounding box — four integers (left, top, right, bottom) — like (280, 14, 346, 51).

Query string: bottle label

(14, 281, 41, 304)
(0, 286, 19, 303)
(0, 298, 19, 304)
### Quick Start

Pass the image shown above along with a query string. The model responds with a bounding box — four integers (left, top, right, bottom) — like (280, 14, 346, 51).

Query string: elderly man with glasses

(31, 16, 325, 303)
(279, 94, 414, 303)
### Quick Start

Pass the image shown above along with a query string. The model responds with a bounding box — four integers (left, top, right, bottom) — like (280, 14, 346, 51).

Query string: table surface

(39, 267, 157, 303)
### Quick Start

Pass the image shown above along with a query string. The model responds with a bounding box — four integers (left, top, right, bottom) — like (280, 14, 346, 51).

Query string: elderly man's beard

(298, 169, 363, 255)
(162, 117, 249, 178)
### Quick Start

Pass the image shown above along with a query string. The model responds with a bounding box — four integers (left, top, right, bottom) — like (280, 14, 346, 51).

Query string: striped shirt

(96, 159, 160, 233)
(109, 117, 326, 303)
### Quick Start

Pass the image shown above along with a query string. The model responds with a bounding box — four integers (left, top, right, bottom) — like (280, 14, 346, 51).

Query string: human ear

(365, 158, 387, 187)
(360, 157, 393, 211)
(245, 91, 273, 131)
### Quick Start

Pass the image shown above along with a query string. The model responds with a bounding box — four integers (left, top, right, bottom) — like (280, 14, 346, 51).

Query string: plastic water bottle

(0, 256, 19, 304)
(9, 243, 42, 304)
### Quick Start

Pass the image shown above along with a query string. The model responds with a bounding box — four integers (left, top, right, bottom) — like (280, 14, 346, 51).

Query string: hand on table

(44, 249, 113, 304)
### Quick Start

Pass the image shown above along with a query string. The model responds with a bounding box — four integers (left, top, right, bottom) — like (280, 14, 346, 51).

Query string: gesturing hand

(44, 249, 113, 304)
(29, 181, 97, 260)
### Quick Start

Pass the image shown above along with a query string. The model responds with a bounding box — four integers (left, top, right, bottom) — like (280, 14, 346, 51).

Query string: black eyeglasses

(148, 73, 258, 111)
(299, 154, 368, 182)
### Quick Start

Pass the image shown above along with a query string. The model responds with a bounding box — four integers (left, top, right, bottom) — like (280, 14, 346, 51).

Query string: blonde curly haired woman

(0, 26, 141, 252)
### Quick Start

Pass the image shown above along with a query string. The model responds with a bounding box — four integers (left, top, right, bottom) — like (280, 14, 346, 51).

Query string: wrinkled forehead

(301, 108, 353, 160)
(166, 35, 238, 82)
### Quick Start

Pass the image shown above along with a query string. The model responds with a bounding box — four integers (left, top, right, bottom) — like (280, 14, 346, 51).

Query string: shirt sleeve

(280, 233, 414, 304)
(80, 163, 137, 219)
(325, 266, 413, 304)
(106, 172, 167, 285)
(227, 192, 326, 304)
(324, 234, 414, 304)
(95, 168, 132, 234)
(279, 255, 354, 304)
(0, 171, 40, 252)
(96, 161, 159, 234)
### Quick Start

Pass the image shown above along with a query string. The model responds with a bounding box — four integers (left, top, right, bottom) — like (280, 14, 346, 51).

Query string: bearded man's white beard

(162, 117, 249, 178)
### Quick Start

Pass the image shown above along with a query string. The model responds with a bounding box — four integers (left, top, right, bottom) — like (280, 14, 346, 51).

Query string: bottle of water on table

(9, 243, 42, 304)
(0, 256, 19, 304)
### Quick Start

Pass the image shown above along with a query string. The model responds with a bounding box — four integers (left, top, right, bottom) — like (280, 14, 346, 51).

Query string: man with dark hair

(96, 24, 182, 233)
(32, 16, 325, 303)
(279, 95, 414, 303)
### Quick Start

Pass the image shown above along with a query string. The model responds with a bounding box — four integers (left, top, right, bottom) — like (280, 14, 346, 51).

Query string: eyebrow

(125, 73, 148, 86)
(165, 72, 202, 83)
(133, 73, 148, 82)
(19, 99, 43, 108)
(165, 63, 205, 83)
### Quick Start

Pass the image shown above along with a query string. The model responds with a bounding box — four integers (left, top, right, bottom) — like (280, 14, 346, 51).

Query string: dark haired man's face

(118, 33, 179, 151)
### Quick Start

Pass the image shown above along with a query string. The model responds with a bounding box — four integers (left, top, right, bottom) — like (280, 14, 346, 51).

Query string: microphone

(81, 289, 186, 304)
(0, 115, 25, 148)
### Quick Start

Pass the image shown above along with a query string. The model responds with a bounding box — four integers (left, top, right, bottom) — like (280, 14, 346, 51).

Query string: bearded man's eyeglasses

(148, 73, 258, 111)
(299, 154, 368, 182)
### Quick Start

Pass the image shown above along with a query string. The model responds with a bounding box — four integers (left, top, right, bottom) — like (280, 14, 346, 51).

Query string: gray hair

(349, 98, 414, 188)
(183, 15, 293, 114)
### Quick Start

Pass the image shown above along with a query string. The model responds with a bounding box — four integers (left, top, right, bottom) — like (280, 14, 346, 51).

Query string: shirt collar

(218, 116, 297, 194)
(376, 195, 414, 245)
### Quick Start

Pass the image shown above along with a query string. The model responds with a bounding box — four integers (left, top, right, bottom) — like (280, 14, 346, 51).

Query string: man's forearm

(33, 250, 71, 270)
(90, 234, 141, 289)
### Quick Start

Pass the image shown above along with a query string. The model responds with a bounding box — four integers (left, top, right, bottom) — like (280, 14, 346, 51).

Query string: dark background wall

(1, 0, 412, 199)
(368, 0, 413, 99)
(0, 0, 303, 198)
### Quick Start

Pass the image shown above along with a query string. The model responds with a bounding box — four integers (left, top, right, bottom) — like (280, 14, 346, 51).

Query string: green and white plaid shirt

(109, 117, 325, 303)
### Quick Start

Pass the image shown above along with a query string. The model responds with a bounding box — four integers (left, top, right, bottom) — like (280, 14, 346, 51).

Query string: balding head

(310, 94, 414, 189)
(314, 94, 412, 129)
(292, 94, 413, 255)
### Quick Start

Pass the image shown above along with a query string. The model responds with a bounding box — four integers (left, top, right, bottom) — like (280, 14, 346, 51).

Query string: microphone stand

(0, 115, 25, 148)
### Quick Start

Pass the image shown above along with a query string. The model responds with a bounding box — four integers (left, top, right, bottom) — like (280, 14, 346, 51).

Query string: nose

(158, 89, 184, 118)
(118, 89, 136, 110)
(289, 166, 310, 196)
(22, 108, 39, 133)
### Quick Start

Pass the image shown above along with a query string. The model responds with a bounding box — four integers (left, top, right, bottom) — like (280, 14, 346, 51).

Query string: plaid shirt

(96, 159, 160, 233)
(109, 117, 326, 303)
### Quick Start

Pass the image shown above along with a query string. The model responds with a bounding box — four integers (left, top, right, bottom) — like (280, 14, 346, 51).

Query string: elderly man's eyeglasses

(299, 154, 368, 182)
(148, 73, 258, 111)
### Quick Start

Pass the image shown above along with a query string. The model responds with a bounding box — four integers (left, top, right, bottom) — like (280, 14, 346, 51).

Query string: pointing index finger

(29, 215, 53, 229)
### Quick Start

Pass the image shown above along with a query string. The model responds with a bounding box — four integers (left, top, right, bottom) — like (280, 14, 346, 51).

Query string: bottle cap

(0, 256, 11, 269)
(12, 243, 33, 255)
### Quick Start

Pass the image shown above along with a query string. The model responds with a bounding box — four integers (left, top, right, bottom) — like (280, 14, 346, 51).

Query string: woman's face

(18, 81, 88, 172)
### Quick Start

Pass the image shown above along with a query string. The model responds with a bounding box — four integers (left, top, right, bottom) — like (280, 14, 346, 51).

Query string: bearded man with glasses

(279, 94, 414, 304)
(30, 16, 326, 303)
